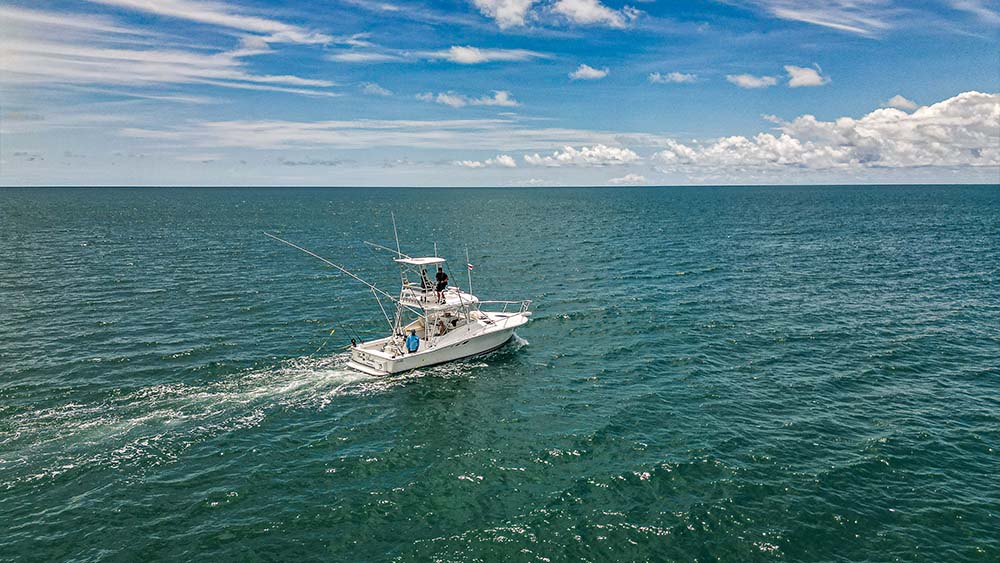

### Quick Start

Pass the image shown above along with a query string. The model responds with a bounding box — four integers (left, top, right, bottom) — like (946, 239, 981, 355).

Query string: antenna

(466, 247, 473, 296)
(391, 212, 401, 259)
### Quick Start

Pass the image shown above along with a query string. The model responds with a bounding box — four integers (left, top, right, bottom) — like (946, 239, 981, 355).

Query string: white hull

(347, 312, 528, 376)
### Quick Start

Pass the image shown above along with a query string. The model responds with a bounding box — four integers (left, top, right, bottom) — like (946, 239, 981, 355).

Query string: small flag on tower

(467, 263, 474, 271)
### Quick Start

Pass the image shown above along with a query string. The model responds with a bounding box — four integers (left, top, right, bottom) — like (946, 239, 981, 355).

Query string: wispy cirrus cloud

(82, 0, 331, 44)
(424, 45, 548, 64)
(328, 51, 405, 63)
(417, 90, 520, 108)
(948, 0, 1000, 24)
(1, 38, 335, 95)
(744, 0, 894, 36)
(117, 118, 662, 151)
(0, 7, 335, 97)
(329, 44, 548, 65)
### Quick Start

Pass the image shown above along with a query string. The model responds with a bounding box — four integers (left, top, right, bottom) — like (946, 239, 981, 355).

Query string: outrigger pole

(264, 232, 421, 335)
(391, 212, 402, 259)
(364, 240, 411, 259)
(264, 232, 396, 301)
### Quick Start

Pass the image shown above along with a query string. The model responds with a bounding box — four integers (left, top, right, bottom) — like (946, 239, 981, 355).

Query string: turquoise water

(1, 186, 998, 562)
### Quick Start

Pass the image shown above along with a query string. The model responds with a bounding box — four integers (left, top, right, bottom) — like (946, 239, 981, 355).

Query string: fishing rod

(264, 232, 426, 340)
(264, 232, 397, 302)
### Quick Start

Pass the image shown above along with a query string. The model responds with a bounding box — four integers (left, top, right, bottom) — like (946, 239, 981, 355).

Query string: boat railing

(478, 300, 532, 314)
(400, 282, 434, 303)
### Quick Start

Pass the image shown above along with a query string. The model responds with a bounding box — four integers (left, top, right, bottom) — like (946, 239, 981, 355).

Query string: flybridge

(266, 213, 532, 376)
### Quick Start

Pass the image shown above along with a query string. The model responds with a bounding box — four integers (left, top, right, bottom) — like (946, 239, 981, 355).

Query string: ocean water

(1, 186, 998, 562)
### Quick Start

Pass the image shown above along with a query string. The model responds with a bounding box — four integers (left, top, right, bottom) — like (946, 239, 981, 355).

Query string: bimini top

(394, 256, 446, 266)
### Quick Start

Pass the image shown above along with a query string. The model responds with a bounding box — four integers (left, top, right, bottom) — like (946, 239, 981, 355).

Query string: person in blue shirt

(405, 330, 420, 353)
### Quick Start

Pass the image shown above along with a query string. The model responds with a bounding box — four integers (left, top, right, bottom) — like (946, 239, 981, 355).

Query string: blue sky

(1, 0, 998, 186)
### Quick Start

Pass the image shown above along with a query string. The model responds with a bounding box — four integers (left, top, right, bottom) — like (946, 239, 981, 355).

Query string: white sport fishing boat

(265, 227, 531, 376)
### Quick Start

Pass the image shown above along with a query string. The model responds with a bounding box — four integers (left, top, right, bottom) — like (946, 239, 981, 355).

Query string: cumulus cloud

(653, 91, 999, 172)
(569, 64, 608, 80)
(361, 82, 392, 96)
(551, 0, 639, 28)
(525, 144, 639, 166)
(417, 90, 520, 108)
(726, 74, 778, 89)
(608, 173, 647, 185)
(472, 0, 536, 28)
(785, 64, 830, 87)
(883, 94, 918, 111)
(649, 71, 697, 84)
(427, 45, 545, 64)
(455, 154, 518, 168)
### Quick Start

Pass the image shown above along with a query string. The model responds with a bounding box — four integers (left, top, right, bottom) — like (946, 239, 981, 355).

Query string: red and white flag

(467, 263, 474, 270)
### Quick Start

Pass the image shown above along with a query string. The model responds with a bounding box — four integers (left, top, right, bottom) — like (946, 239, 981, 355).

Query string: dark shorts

(436, 282, 447, 291)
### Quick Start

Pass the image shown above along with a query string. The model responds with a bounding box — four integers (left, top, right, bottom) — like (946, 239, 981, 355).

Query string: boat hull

(347, 323, 520, 376)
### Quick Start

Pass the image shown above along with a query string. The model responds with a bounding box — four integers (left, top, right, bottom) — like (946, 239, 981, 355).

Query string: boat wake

(0, 354, 395, 490)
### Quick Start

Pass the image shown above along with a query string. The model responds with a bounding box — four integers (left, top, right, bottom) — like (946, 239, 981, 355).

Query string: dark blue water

(2, 186, 998, 562)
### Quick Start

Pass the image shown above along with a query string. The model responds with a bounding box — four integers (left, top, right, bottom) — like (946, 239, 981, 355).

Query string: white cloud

(1, 37, 335, 95)
(176, 154, 222, 162)
(748, 1, 893, 36)
(82, 0, 331, 44)
(427, 45, 546, 64)
(883, 94, 918, 111)
(653, 91, 1000, 172)
(118, 118, 655, 151)
(551, 0, 639, 28)
(648, 71, 697, 84)
(525, 144, 639, 166)
(726, 74, 778, 89)
(569, 64, 609, 80)
(361, 82, 392, 96)
(948, 0, 1000, 24)
(418, 90, 520, 108)
(0, 7, 335, 97)
(608, 173, 647, 185)
(328, 52, 404, 63)
(785, 64, 830, 87)
(472, 0, 536, 28)
(0, 5, 142, 36)
(455, 154, 518, 168)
